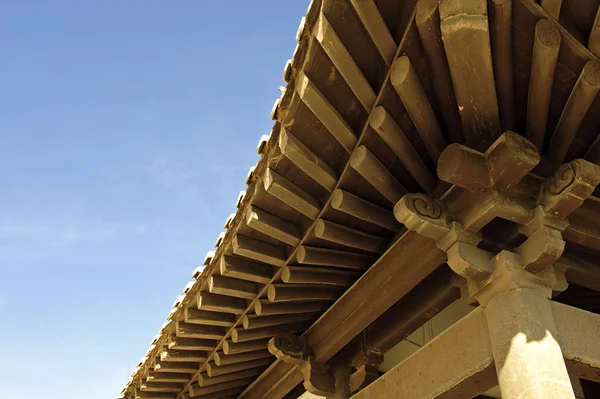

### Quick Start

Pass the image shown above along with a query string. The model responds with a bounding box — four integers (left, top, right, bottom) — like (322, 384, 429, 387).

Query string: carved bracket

(394, 193, 453, 240)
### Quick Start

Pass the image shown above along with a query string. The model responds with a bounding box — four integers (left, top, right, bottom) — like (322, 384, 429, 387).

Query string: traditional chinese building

(118, 0, 600, 398)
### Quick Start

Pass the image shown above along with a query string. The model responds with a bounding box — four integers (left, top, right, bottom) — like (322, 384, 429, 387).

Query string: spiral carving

(547, 161, 577, 195)
(405, 193, 443, 219)
(270, 333, 308, 361)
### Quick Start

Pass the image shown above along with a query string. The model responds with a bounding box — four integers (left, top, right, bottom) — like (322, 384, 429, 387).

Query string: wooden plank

(254, 299, 331, 316)
(232, 234, 287, 267)
(175, 321, 225, 340)
(223, 339, 271, 355)
(440, 0, 501, 149)
(278, 128, 338, 192)
(315, 12, 376, 110)
(369, 106, 436, 192)
(198, 366, 266, 387)
(314, 219, 387, 253)
(282, 265, 360, 287)
(197, 291, 247, 315)
(267, 284, 344, 302)
(209, 275, 258, 300)
(349, 145, 406, 203)
(296, 71, 357, 153)
(526, 19, 561, 152)
(219, 255, 273, 284)
(263, 168, 321, 219)
(348, 0, 396, 64)
(331, 189, 399, 231)
(297, 245, 375, 270)
(184, 308, 235, 328)
(242, 312, 320, 330)
(390, 56, 447, 162)
(214, 350, 273, 366)
(490, 0, 515, 131)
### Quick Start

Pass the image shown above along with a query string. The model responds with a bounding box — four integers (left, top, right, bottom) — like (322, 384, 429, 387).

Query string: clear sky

(0, 1, 308, 397)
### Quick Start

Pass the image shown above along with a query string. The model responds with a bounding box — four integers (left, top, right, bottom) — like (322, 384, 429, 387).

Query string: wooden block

(390, 56, 447, 162)
(231, 322, 309, 343)
(369, 106, 436, 192)
(175, 321, 225, 340)
(206, 357, 274, 376)
(209, 275, 258, 300)
(168, 336, 217, 352)
(314, 219, 387, 254)
(314, 12, 376, 110)
(278, 128, 338, 191)
(264, 168, 321, 219)
(232, 234, 287, 267)
(297, 245, 375, 270)
(214, 349, 273, 366)
(526, 19, 561, 152)
(296, 71, 357, 153)
(223, 339, 271, 355)
(184, 308, 236, 327)
(242, 312, 320, 329)
(219, 255, 273, 284)
(416, 0, 463, 143)
(350, 145, 406, 203)
(440, 0, 501, 148)
(331, 189, 398, 231)
(198, 366, 266, 387)
(254, 299, 331, 316)
(160, 349, 207, 363)
(197, 291, 247, 315)
(147, 371, 191, 384)
(547, 61, 600, 164)
(282, 265, 360, 287)
(348, 0, 396, 64)
(246, 204, 301, 246)
(267, 284, 344, 302)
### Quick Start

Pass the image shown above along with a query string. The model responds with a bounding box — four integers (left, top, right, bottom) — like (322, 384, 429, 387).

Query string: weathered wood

(278, 128, 338, 192)
(147, 372, 191, 384)
(267, 284, 343, 302)
(206, 357, 275, 377)
(154, 361, 199, 374)
(188, 389, 242, 399)
(297, 245, 375, 270)
(243, 312, 320, 330)
(231, 322, 310, 343)
(209, 275, 258, 300)
(557, 253, 600, 292)
(197, 291, 247, 315)
(246, 205, 301, 247)
(254, 299, 331, 316)
(140, 382, 183, 393)
(416, 0, 463, 143)
(540, 0, 562, 19)
(175, 321, 225, 340)
(188, 379, 253, 397)
(437, 143, 490, 190)
(547, 61, 600, 164)
(440, 0, 501, 148)
(314, 219, 387, 253)
(282, 265, 360, 287)
(263, 168, 321, 219)
(349, 145, 406, 203)
(198, 366, 266, 387)
(296, 71, 357, 153)
(214, 349, 273, 366)
(223, 339, 271, 355)
(160, 349, 207, 363)
(135, 392, 176, 399)
(314, 12, 376, 110)
(232, 234, 287, 267)
(489, 0, 515, 131)
(330, 189, 399, 230)
(184, 308, 236, 328)
(219, 255, 273, 284)
(168, 336, 218, 352)
(390, 56, 447, 162)
(526, 19, 561, 152)
(369, 106, 436, 192)
(348, 0, 396, 64)
(590, 6, 600, 57)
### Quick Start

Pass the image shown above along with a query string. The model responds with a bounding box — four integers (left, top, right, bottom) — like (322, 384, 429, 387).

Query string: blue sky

(0, 1, 308, 397)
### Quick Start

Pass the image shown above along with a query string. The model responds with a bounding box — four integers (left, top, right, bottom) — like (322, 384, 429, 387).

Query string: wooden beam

(175, 321, 225, 340)
(390, 56, 447, 162)
(188, 379, 253, 397)
(351, 308, 496, 399)
(147, 372, 191, 384)
(440, 0, 501, 148)
(267, 284, 344, 302)
(297, 245, 375, 270)
(540, 0, 562, 20)
(168, 336, 218, 352)
(296, 71, 357, 153)
(197, 291, 247, 315)
(350, 145, 406, 203)
(526, 19, 561, 152)
(369, 106, 436, 192)
(282, 265, 360, 287)
(198, 366, 266, 387)
(232, 234, 287, 267)
(314, 219, 387, 254)
(242, 312, 320, 330)
(220, 255, 273, 284)
(206, 357, 274, 377)
(278, 128, 338, 192)
(187, 389, 242, 399)
(416, 0, 463, 143)
(314, 12, 376, 110)
(557, 251, 600, 292)
(231, 322, 309, 343)
(547, 61, 600, 164)
(160, 349, 207, 363)
(140, 382, 183, 393)
(209, 275, 258, 300)
(246, 204, 301, 247)
(184, 308, 236, 328)
(135, 392, 176, 399)
(348, 0, 396, 65)
(589, 5, 600, 57)
(214, 349, 273, 366)
(331, 189, 398, 231)
(154, 361, 199, 374)
(263, 168, 321, 219)
(223, 339, 270, 355)
(254, 299, 331, 316)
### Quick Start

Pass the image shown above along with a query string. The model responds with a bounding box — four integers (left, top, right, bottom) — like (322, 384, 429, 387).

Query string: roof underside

(121, 0, 600, 398)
